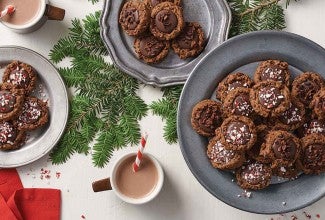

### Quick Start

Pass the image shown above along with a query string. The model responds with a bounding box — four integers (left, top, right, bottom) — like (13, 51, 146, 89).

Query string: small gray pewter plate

(100, 0, 231, 87)
(0, 46, 69, 168)
(177, 31, 325, 214)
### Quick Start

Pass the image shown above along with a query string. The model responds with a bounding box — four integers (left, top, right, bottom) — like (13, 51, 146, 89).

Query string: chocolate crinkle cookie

(119, 0, 150, 36)
(310, 88, 325, 119)
(254, 60, 290, 86)
(3, 61, 37, 94)
(223, 87, 255, 119)
(0, 83, 25, 122)
(236, 161, 272, 190)
(134, 34, 170, 63)
(275, 98, 305, 131)
(207, 129, 245, 170)
(220, 116, 256, 151)
(145, 0, 182, 8)
(297, 134, 325, 174)
(150, 2, 184, 40)
(291, 72, 324, 106)
(0, 121, 25, 151)
(260, 130, 300, 169)
(250, 81, 290, 118)
(172, 22, 205, 59)
(191, 100, 223, 137)
(216, 72, 253, 101)
(17, 97, 49, 131)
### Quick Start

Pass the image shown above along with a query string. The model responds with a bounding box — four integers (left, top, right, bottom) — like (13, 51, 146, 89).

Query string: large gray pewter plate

(0, 46, 69, 168)
(177, 31, 325, 214)
(100, 0, 231, 87)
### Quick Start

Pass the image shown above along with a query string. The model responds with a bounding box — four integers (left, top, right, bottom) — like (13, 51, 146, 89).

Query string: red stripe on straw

(0, 5, 15, 19)
(133, 133, 148, 172)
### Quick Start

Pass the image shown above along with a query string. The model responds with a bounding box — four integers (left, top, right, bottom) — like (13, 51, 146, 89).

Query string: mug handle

(92, 178, 112, 192)
(45, 4, 65, 21)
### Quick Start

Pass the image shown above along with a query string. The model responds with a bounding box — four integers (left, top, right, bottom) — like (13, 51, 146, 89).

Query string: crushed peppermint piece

(303, 211, 311, 219)
(208, 141, 235, 163)
(225, 121, 251, 145)
(18, 98, 42, 126)
(291, 215, 298, 220)
(258, 86, 284, 109)
(280, 103, 302, 125)
(0, 122, 17, 145)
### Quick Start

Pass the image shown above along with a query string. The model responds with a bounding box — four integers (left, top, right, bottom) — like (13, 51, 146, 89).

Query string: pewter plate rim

(178, 31, 325, 214)
(100, 0, 232, 87)
(0, 46, 69, 168)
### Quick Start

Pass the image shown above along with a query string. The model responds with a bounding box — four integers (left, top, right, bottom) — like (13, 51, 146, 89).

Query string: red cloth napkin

(0, 169, 61, 220)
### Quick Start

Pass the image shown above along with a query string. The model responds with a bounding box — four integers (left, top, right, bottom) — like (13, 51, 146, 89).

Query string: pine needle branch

(49, 12, 147, 167)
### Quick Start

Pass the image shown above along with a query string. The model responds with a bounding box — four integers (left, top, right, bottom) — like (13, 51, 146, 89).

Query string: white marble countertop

(0, 0, 324, 219)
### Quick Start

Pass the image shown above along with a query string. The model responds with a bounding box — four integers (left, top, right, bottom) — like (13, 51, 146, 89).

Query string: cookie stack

(119, 0, 205, 63)
(0, 61, 49, 150)
(191, 60, 325, 190)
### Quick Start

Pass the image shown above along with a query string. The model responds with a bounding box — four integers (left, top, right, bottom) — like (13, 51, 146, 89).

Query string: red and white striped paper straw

(133, 133, 148, 172)
(0, 5, 15, 19)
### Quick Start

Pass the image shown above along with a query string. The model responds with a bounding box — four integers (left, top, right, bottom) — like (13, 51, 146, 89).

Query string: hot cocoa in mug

(92, 153, 164, 204)
(0, 0, 65, 33)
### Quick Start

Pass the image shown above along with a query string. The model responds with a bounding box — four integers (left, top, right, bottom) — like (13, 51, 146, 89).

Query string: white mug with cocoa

(0, 0, 65, 33)
(92, 152, 164, 204)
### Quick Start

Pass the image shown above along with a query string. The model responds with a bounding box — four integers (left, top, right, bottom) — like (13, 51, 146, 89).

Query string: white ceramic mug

(0, 0, 65, 34)
(92, 152, 164, 205)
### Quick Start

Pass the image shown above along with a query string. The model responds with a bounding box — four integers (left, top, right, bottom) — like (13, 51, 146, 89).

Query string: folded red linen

(0, 169, 61, 220)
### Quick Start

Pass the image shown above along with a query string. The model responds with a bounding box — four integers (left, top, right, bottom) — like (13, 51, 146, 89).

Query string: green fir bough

(49, 12, 147, 167)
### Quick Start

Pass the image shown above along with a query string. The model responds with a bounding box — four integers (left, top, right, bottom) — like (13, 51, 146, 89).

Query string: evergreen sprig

(228, 0, 286, 37)
(150, 86, 183, 144)
(49, 11, 148, 167)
